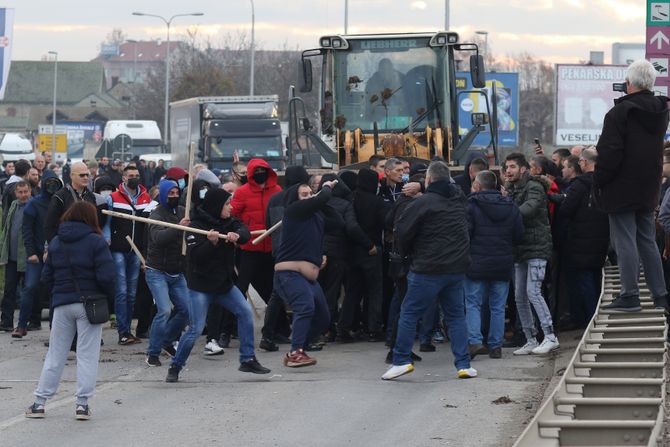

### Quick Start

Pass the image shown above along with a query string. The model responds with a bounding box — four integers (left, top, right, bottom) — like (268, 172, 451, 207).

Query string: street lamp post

(132, 11, 204, 149)
(444, 0, 449, 30)
(48, 51, 58, 162)
(249, 0, 255, 96)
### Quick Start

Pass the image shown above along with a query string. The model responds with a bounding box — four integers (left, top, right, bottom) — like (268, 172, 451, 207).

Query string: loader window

(332, 37, 446, 132)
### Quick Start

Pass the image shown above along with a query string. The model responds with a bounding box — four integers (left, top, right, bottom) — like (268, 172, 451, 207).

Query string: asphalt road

(0, 307, 574, 447)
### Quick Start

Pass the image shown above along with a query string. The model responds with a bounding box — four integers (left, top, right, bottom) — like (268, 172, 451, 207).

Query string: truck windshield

(207, 136, 283, 159)
(332, 37, 446, 132)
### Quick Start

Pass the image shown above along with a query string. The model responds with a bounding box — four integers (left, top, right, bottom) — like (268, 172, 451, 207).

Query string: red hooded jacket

(231, 158, 281, 253)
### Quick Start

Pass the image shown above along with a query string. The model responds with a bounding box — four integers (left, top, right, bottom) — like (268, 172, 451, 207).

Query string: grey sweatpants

(515, 259, 554, 339)
(609, 211, 667, 299)
(34, 303, 102, 406)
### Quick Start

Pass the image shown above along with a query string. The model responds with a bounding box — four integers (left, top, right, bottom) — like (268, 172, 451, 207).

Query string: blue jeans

(274, 271, 330, 352)
(145, 268, 189, 357)
(18, 261, 43, 328)
(112, 252, 141, 335)
(172, 286, 255, 367)
(393, 272, 470, 370)
(464, 278, 509, 349)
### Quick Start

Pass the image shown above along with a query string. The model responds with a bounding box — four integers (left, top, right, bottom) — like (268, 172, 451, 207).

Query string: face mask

(199, 188, 207, 200)
(167, 197, 179, 209)
(126, 178, 140, 190)
(45, 183, 60, 194)
(401, 174, 409, 183)
(177, 178, 186, 190)
(253, 171, 268, 185)
(239, 175, 248, 185)
(100, 190, 113, 198)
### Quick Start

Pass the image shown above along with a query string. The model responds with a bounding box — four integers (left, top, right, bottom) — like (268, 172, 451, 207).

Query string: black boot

(166, 365, 181, 383)
(653, 295, 669, 312)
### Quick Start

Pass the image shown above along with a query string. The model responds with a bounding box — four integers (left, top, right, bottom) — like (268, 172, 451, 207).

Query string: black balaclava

(202, 188, 232, 219)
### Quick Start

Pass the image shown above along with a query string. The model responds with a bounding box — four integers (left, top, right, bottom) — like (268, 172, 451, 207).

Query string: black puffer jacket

(45, 185, 96, 242)
(397, 180, 470, 274)
(594, 90, 669, 213)
(320, 173, 372, 260)
(467, 190, 524, 281)
(558, 172, 610, 269)
(146, 201, 186, 274)
(185, 208, 250, 293)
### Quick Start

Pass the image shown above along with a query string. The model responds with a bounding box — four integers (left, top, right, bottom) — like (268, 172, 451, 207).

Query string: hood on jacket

(57, 220, 97, 243)
(469, 190, 516, 222)
(426, 179, 461, 199)
(158, 179, 179, 209)
(191, 179, 210, 206)
(94, 176, 116, 194)
(196, 169, 221, 188)
(339, 170, 358, 192)
(246, 158, 278, 189)
(5, 174, 23, 186)
(203, 188, 232, 219)
(357, 168, 379, 194)
(40, 170, 62, 198)
(320, 172, 352, 200)
(285, 166, 310, 188)
(615, 90, 670, 134)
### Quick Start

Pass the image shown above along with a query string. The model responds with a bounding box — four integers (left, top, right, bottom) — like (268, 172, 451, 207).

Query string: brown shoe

(468, 343, 489, 360)
(12, 327, 27, 338)
(283, 349, 317, 367)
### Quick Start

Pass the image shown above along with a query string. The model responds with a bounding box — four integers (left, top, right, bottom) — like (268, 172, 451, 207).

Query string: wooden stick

(250, 229, 266, 236)
(251, 180, 338, 245)
(125, 235, 146, 267)
(102, 209, 230, 240)
(182, 141, 196, 255)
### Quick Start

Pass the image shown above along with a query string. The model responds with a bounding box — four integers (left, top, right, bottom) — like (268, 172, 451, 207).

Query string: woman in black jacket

(166, 189, 270, 382)
(26, 201, 116, 420)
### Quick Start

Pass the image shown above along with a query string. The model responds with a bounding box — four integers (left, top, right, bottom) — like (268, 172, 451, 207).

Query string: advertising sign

(646, 0, 670, 96)
(0, 9, 15, 100)
(554, 65, 626, 146)
(39, 122, 103, 159)
(456, 72, 519, 147)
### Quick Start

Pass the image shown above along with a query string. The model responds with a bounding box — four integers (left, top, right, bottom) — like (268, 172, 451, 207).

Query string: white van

(0, 133, 35, 161)
(137, 153, 172, 168)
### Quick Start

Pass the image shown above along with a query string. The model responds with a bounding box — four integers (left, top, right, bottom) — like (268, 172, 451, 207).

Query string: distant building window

(111, 76, 119, 87)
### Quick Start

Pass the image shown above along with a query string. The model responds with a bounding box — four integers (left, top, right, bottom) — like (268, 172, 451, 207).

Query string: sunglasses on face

(78, 173, 90, 178)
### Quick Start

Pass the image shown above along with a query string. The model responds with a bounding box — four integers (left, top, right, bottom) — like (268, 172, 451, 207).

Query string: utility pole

(344, 0, 349, 34)
(444, 0, 449, 30)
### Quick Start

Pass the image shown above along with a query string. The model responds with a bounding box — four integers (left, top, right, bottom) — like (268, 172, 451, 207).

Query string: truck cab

(170, 96, 285, 172)
(97, 120, 163, 161)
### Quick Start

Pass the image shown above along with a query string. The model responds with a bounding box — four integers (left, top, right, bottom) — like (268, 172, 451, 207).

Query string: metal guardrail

(514, 266, 668, 447)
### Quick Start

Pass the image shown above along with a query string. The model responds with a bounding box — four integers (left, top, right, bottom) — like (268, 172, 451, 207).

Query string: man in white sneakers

(504, 153, 560, 355)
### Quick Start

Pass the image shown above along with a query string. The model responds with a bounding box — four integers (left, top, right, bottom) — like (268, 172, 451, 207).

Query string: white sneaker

(381, 364, 414, 380)
(457, 367, 477, 379)
(203, 339, 224, 356)
(531, 336, 560, 355)
(513, 339, 538, 355)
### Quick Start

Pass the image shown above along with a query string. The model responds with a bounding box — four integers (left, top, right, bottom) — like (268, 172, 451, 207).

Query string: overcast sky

(2, 0, 646, 64)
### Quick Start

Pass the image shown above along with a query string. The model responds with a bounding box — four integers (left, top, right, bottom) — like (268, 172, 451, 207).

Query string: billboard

(39, 121, 103, 159)
(0, 9, 15, 100)
(554, 64, 626, 146)
(456, 72, 519, 147)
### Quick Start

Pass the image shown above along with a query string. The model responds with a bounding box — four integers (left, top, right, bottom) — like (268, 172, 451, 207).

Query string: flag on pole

(0, 8, 15, 101)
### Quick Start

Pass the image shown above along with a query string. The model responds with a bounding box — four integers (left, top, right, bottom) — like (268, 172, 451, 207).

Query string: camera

(613, 82, 627, 93)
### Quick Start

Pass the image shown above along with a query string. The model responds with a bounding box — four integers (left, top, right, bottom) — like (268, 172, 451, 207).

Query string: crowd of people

(2, 59, 669, 418)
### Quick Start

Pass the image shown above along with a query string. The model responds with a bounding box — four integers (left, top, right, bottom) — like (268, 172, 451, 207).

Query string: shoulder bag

(61, 241, 110, 324)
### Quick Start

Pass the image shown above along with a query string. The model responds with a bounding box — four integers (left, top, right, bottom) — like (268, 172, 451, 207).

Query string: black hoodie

(265, 166, 310, 257)
(352, 168, 387, 258)
(185, 202, 250, 293)
(319, 173, 373, 259)
(594, 90, 670, 213)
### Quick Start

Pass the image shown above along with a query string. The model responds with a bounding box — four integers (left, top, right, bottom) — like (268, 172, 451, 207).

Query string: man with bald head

(45, 162, 96, 242)
(570, 145, 584, 158)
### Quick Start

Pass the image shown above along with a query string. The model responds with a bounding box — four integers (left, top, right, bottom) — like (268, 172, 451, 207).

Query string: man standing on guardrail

(594, 59, 670, 312)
